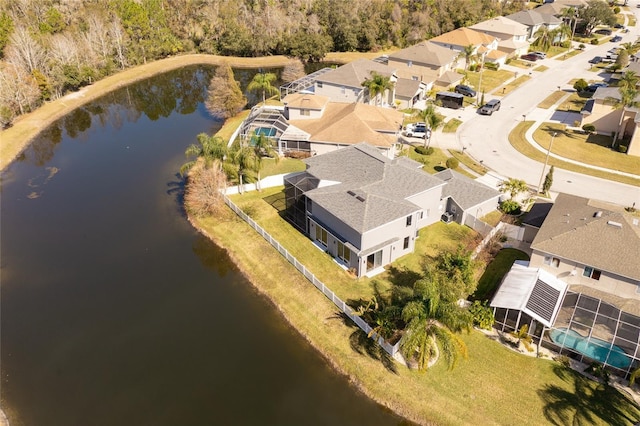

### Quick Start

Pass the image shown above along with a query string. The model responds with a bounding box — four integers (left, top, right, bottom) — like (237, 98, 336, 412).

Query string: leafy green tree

(431, 247, 477, 301)
(286, 31, 333, 63)
(615, 49, 629, 70)
(469, 301, 495, 330)
(248, 72, 279, 105)
(542, 165, 554, 195)
(573, 78, 588, 92)
(579, 0, 616, 36)
(38, 7, 66, 34)
(499, 177, 529, 200)
(511, 324, 533, 351)
(249, 133, 279, 191)
(181, 133, 228, 176)
(205, 63, 247, 119)
(399, 278, 471, 371)
(361, 71, 394, 106)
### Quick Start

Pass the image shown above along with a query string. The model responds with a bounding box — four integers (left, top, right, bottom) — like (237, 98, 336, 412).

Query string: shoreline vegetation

(4, 53, 640, 425)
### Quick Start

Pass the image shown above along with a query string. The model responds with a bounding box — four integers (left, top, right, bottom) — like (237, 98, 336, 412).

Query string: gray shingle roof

(531, 193, 640, 281)
(506, 10, 562, 26)
(433, 169, 500, 210)
(303, 144, 444, 233)
(522, 201, 553, 228)
(315, 59, 395, 88)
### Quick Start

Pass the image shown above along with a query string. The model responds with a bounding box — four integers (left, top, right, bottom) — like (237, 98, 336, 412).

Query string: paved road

(451, 14, 640, 207)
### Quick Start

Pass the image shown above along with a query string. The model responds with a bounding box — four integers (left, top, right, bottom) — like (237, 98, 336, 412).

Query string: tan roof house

(506, 9, 563, 41)
(387, 42, 459, 80)
(314, 59, 397, 106)
(535, 0, 588, 16)
(266, 95, 404, 158)
(580, 87, 640, 156)
(430, 28, 499, 66)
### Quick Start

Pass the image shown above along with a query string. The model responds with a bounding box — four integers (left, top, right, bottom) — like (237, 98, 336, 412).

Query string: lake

(0, 66, 405, 426)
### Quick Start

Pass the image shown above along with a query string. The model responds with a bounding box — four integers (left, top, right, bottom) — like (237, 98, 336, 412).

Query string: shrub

(614, 6, 620, 14)
(485, 62, 499, 71)
(415, 146, 434, 155)
(445, 157, 459, 169)
(560, 40, 571, 48)
(585, 361, 610, 384)
(285, 150, 311, 159)
(579, 43, 586, 50)
(469, 301, 495, 330)
(500, 199, 521, 215)
(505, 58, 512, 65)
(573, 78, 588, 92)
(590, 38, 599, 45)
(556, 355, 571, 368)
(582, 123, 596, 134)
(618, 145, 628, 153)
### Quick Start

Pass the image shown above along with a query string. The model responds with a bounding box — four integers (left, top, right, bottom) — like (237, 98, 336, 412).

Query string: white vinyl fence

(223, 194, 401, 357)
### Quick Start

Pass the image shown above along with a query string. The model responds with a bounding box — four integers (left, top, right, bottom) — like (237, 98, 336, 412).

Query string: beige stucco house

(580, 87, 640, 156)
(430, 27, 500, 66)
(470, 16, 530, 57)
(313, 59, 397, 106)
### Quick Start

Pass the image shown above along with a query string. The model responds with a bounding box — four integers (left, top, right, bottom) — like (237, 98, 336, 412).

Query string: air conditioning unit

(441, 211, 454, 224)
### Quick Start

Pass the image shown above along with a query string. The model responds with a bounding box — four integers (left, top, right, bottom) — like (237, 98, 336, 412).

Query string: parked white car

(404, 122, 431, 139)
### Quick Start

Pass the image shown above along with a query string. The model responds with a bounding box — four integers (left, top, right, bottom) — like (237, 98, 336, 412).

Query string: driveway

(450, 23, 640, 207)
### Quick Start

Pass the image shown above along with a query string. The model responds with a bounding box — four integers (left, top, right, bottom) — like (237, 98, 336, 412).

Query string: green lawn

(193, 189, 640, 425)
(557, 92, 588, 113)
(443, 118, 463, 133)
(260, 157, 306, 177)
(546, 45, 570, 58)
(403, 145, 451, 173)
(503, 75, 531, 95)
(464, 69, 514, 94)
(473, 248, 530, 301)
(480, 210, 503, 227)
(507, 59, 534, 69)
(449, 149, 488, 176)
(534, 122, 640, 175)
(214, 110, 251, 141)
(509, 121, 640, 186)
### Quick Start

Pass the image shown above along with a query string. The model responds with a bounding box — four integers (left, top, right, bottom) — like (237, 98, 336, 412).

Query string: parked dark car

(454, 84, 476, 97)
(478, 99, 501, 116)
(595, 28, 612, 36)
(520, 53, 539, 62)
(436, 91, 465, 109)
(611, 35, 622, 42)
(589, 56, 603, 64)
(614, 23, 624, 29)
(585, 82, 608, 93)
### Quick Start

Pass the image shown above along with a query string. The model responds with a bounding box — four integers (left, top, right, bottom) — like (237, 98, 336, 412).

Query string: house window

(317, 82, 323, 88)
(337, 241, 351, 263)
(419, 211, 424, 219)
(315, 226, 327, 246)
(544, 256, 560, 268)
(406, 215, 412, 226)
(583, 266, 601, 281)
(412, 76, 419, 81)
(341, 86, 346, 94)
(451, 205, 456, 213)
(366, 250, 383, 271)
(300, 109, 310, 116)
(403, 236, 410, 250)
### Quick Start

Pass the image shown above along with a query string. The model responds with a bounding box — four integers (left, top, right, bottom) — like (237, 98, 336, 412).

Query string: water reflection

(1, 66, 405, 426)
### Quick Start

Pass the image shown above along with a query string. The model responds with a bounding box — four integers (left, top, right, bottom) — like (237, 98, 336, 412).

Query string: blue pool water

(550, 328, 631, 369)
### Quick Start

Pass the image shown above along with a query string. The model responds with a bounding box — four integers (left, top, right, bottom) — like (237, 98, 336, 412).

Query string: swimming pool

(550, 328, 631, 369)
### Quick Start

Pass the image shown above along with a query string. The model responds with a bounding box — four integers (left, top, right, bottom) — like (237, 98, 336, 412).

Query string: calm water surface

(0, 67, 405, 425)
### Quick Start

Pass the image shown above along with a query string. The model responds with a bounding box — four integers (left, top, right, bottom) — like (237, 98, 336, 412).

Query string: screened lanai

(278, 67, 334, 98)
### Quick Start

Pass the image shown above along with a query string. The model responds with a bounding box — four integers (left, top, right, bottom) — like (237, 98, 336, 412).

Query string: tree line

(0, 0, 527, 128)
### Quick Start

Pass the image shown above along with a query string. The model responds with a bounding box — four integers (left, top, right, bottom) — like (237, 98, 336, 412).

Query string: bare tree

(0, 62, 40, 116)
(184, 160, 228, 218)
(282, 59, 305, 83)
(5, 25, 47, 74)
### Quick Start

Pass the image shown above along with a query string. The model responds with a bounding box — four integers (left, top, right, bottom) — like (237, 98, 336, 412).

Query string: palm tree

(247, 71, 279, 105)
(399, 278, 470, 371)
(180, 133, 227, 176)
(230, 143, 257, 193)
(498, 177, 529, 200)
(533, 26, 552, 52)
(621, 42, 640, 57)
(419, 105, 443, 149)
(250, 132, 279, 191)
(618, 70, 639, 92)
(458, 44, 477, 71)
(361, 71, 395, 106)
(551, 24, 571, 47)
(560, 7, 579, 44)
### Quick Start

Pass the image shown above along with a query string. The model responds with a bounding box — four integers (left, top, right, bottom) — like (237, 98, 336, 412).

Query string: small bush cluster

(415, 146, 434, 155)
(591, 38, 599, 45)
(618, 145, 628, 153)
(585, 362, 610, 384)
(582, 123, 596, 134)
(573, 78, 588, 92)
(445, 157, 459, 169)
(556, 354, 571, 368)
(485, 62, 499, 71)
(500, 200, 521, 215)
(285, 150, 311, 159)
(469, 301, 495, 330)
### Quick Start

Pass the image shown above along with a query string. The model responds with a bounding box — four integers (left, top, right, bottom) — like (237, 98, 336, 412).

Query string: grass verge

(534, 122, 640, 175)
(464, 69, 514, 94)
(557, 92, 588, 113)
(189, 193, 640, 425)
(509, 121, 640, 187)
(503, 76, 531, 95)
(443, 118, 463, 133)
(538, 91, 567, 109)
(449, 150, 488, 176)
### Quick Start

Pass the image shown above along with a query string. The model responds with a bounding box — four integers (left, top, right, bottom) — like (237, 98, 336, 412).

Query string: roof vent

(347, 190, 356, 196)
(607, 220, 622, 228)
(356, 195, 366, 202)
(594, 211, 603, 218)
